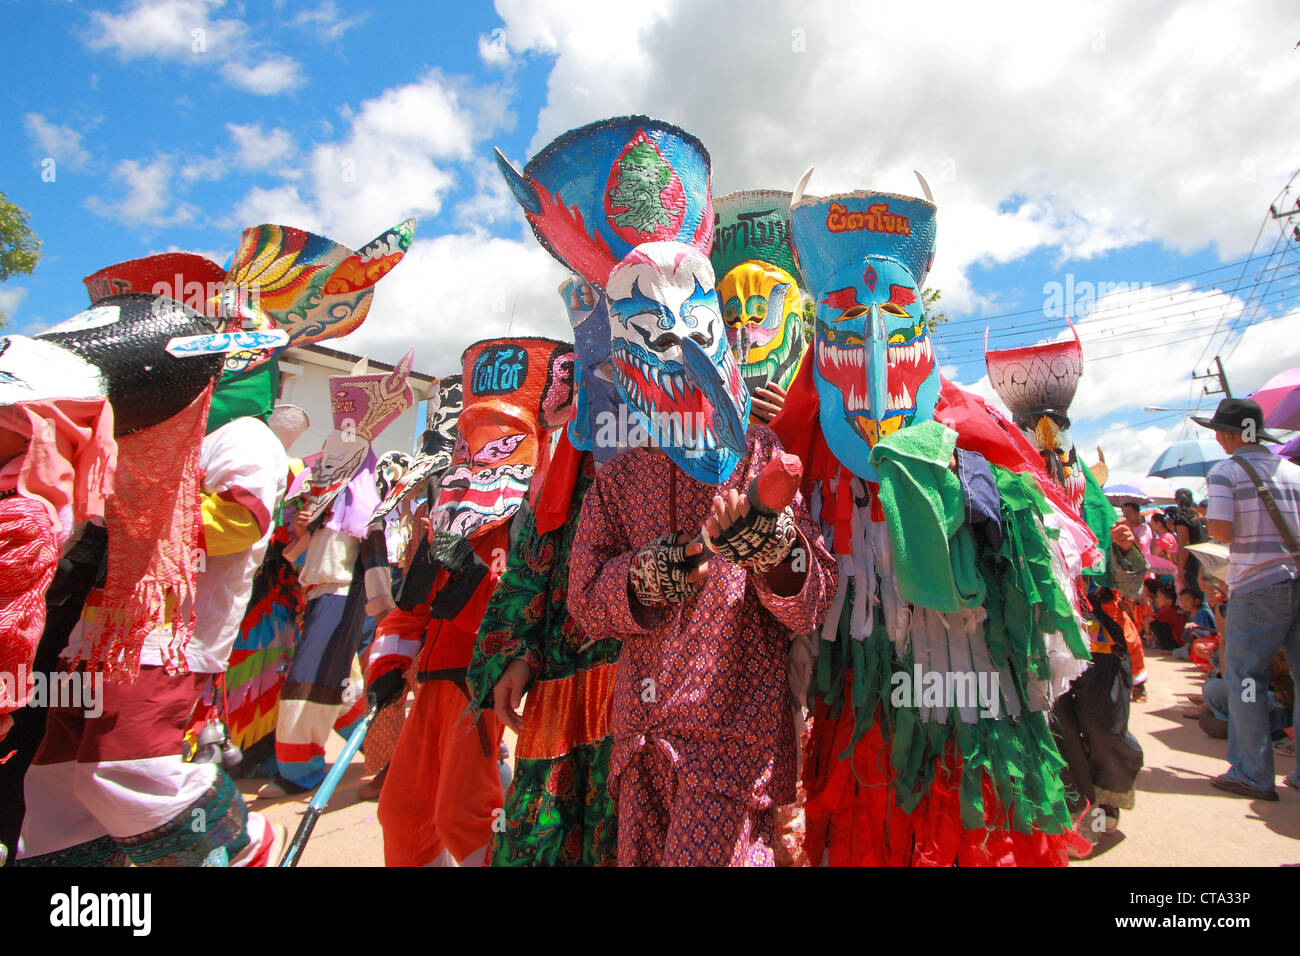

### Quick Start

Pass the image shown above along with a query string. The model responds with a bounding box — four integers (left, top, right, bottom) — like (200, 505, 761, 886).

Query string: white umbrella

(1138, 475, 1177, 504)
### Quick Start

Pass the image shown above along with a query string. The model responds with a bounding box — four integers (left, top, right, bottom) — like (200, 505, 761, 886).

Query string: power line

(934, 250, 1292, 332)
(1222, 226, 1300, 365)
(941, 276, 1300, 351)
(937, 298, 1300, 362)
(936, 254, 1299, 338)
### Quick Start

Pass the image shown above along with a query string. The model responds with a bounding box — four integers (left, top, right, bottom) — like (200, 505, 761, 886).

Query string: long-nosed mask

(790, 180, 939, 480)
(494, 117, 744, 481)
(606, 242, 748, 484)
(433, 338, 574, 540)
(710, 189, 808, 407)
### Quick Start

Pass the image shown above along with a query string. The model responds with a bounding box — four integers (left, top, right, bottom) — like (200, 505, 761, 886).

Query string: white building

(276, 343, 437, 461)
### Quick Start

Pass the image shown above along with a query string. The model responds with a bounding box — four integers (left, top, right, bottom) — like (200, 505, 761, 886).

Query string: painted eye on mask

(745, 296, 768, 321)
(684, 301, 719, 331)
(723, 298, 743, 325)
(881, 303, 910, 319)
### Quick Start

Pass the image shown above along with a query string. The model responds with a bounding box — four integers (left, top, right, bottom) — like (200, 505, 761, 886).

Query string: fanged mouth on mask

(434, 462, 534, 538)
(609, 338, 740, 456)
(815, 318, 936, 447)
(789, 181, 940, 480)
(606, 243, 750, 484)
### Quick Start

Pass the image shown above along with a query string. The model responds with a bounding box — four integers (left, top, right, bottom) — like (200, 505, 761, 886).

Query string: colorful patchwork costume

(772, 175, 1100, 866)
(369, 337, 575, 866)
(986, 330, 1145, 835)
(16, 217, 412, 866)
(499, 117, 837, 866)
(465, 278, 625, 866)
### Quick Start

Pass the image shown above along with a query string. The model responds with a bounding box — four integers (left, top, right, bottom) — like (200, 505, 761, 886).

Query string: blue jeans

(1203, 676, 1291, 735)
(1224, 577, 1300, 791)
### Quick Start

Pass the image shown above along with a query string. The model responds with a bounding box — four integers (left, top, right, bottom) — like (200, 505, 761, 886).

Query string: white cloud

(293, 2, 368, 42)
(227, 123, 296, 170)
(226, 184, 322, 234)
(486, 0, 1299, 315)
(85, 0, 303, 96)
(181, 155, 227, 182)
(220, 56, 303, 96)
(223, 70, 514, 242)
(0, 287, 29, 321)
(23, 113, 91, 171)
(86, 0, 244, 60)
(1071, 419, 1189, 488)
(86, 155, 196, 226)
(330, 233, 572, 376)
(478, 29, 512, 68)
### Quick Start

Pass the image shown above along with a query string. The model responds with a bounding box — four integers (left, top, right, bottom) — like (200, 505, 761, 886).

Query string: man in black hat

(1194, 397, 1300, 801)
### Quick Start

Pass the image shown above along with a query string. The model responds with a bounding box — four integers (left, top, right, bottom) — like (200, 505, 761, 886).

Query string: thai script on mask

(714, 209, 789, 255)
(825, 202, 912, 237)
(472, 345, 529, 396)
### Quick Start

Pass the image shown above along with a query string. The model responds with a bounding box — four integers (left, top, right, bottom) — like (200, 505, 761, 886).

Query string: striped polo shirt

(1205, 444, 1300, 596)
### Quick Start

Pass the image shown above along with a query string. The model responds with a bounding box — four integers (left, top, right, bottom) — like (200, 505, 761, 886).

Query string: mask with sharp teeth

(494, 116, 746, 483)
(606, 242, 749, 484)
(985, 323, 1086, 514)
(710, 190, 809, 407)
(495, 117, 745, 480)
(433, 338, 576, 540)
(790, 182, 939, 480)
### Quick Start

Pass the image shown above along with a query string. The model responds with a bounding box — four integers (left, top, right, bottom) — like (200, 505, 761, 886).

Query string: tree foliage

(0, 193, 41, 283)
(0, 192, 41, 327)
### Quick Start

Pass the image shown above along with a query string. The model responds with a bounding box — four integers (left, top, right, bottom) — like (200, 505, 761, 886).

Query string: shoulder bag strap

(1232, 453, 1300, 555)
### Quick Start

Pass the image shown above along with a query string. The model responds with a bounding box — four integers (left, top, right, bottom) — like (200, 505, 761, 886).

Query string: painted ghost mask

(791, 184, 939, 480)
(330, 349, 416, 444)
(710, 189, 808, 406)
(718, 261, 807, 402)
(985, 326, 1086, 513)
(434, 338, 575, 540)
(606, 242, 749, 484)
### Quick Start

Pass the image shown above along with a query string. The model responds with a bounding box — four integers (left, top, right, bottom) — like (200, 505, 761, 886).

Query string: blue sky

(4, 0, 1299, 486)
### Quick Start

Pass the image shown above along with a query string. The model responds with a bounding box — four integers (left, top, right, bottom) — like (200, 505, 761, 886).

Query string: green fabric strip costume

(466, 458, 622, 866)
(809, 454, 1084, 836)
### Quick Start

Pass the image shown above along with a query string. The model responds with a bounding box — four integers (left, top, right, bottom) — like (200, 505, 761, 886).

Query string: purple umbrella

(1274, 433, 1300, 462)
(1252, 367, 1300, 430)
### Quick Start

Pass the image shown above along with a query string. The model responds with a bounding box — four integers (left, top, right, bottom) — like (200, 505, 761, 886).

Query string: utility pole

(1192, 356, 1232, 399)
(1270, 197, 1300, 242)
